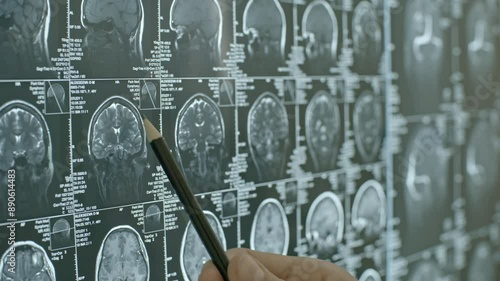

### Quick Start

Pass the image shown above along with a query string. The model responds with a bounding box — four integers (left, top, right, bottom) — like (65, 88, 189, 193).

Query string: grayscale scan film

(0, 0, 499, 280)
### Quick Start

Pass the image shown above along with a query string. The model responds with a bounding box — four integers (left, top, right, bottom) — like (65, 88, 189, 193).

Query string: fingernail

(238, 254, 266, 281)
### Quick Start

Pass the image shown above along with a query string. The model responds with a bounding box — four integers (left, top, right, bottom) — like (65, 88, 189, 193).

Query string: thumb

(227, 250, 283, 281)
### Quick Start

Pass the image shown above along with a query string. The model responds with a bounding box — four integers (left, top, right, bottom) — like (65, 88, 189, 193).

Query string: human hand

(198, 248, 358, 281)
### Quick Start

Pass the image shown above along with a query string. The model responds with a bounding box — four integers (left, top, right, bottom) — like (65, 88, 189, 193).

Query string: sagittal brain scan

(0, 100, 53, 220)
(181, 211, 226, 281)
(302, 0, 338, 74)
(144, 204, 163, 232)
(306, 191, 344, 259)
(96, 226, 149, 281)
(0, 0, 52, 78)
(0, 241, 56, 281)
(250, 198, 289, 255)
(353, 90, 383, 162)
(81, 0, 145, 77)
(141, 82, 157, 109)
(175, 94, 224, 193)
(88, 96, 147, 206)
(51, 218, 73, 250)
(407, 261, 443, 281)
(222, 191, 238, 218)
(467, 242, 496, 281)
(352, 180, 386, 240)
(169, 0, 222, 73)
(352, 1, 382, 73)
(359, 269, 382, 281)
(305, 90, 341, 171)
(248, 92, 289, 182)
(243, 0, 286, 73)
(46, 83, 67, 113)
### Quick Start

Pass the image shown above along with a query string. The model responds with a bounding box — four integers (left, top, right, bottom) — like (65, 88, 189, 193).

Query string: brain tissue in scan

(175, 94, 224, 193)
(181, 211, 226, 281)
(0, 0, 53, 78)
(96, 226, 149, 281)
(243, 0, 286, 74)
(352, 1, 382, 74)
(250, 198, 289, 255)
(0, 241, 56, 281)
(305, 90, 341, 171)
(352, 180, 386, 240)
(302, 0, 338, 74)
(0, 100, 53, 221)
(170, 0, 222, 75)
(51, 218, 73, 250)
(306, 191, 344, 259)
(353, 90, 383, 162)
(81, 0, 146, 77)
(88, 96, 147, 206)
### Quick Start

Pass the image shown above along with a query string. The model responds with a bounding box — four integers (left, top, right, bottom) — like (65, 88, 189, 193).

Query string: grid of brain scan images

(0, 0, 499, 280)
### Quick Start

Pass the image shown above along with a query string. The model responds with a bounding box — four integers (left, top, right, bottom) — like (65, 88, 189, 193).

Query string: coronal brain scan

(81, 0, 145, 77)
(0, 241, 56, 281)
(181, 211, 226, 281)
(175, 94, 224, 193)
(96, 226, 149, 281)
(88, 96, 147, 206)
(0, 0, 51, 78)
(250, 198, 289, 255)
(467, 242, 496, 281)
(305, 90, 341, 171)
(352, 180, 386, 239)
(353, 90, 383, 162)
(248, 92, 289, 182)
(0, 100, 53, 220)
(306, 191, 344, 259)
(359, 269, 382, 281)
(352, 1, 382, 73)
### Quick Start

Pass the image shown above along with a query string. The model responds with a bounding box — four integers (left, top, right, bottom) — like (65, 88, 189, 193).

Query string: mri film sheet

(0, 82, 72, 222)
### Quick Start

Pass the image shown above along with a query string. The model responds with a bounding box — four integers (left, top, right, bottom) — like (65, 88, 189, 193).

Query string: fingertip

(198, 260, 224, 281)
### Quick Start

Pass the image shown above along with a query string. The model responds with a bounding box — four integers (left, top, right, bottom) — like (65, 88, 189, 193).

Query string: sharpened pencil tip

(143, 117, 162, 143)
(141, 114, 147, 120)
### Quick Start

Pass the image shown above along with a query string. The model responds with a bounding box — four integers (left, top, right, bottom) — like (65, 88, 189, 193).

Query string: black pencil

(142, 115, 230, 281)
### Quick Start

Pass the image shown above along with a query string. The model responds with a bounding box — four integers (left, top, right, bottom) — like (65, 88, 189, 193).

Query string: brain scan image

(175, 94, 224, 193)
(250, 198, 290, 255)
(465, 121, 499, 222)
(222, 191, 238, 218)
(0, 100, 53, 220)
(467, 242, 496, 281)
(46, 83, 66, 113)
(403, 0, 443, 112)
(248, 92, 289, 182)
(96, 226, 150, 281)
(81, 0, 146, 77)
(88, 96, 147, 206)
(465, 0, 496, 99)
(144, 204, 163, 232)
(302, 0, 338, 74)
(181, 211, 226, 281)
(352, 1, 382, 73)
(51, 218, 73, 250)
(352, 180, 386, 240)
(407, 261, 443, 281)
(243, 0, 286, 73)
(141, 82, 157, 109)
(0, 241, 56, 281)
(305, 191, 344, 259)
(359, 269, 382, 281)
(353, 90, 383, 162)
(305, 90, 341, 171)
(0, 0, 53, 78)
(170, 0, 222, 74)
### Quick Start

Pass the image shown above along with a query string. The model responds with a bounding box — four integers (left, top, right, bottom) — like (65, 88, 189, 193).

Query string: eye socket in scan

(0, 241, 56, 281)
(353, 90, 383, 162)
(180, 211, 226, 281)
(0, 100, 53, 218)
(88, 96, 147, 206)
(305, 90, 340, 171)
(305, 191, 344, 258)
(351, 180, 386, 239)
(302, 0, 338, 62)
(250, 198, 290, 255)
(175, 94, 224, 193)
(96, 226, 150, 281)
(248, 92, 289, 182)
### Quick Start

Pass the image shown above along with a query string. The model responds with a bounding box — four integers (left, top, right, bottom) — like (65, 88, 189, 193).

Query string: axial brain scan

(353, 90, 383, 162)
(0, 100, 53, 220)
(176, 94, 224, 193)
(88, 96, 147, 206)
(96, 226, 149, 281)
(352, 180, 386, 240)
(248, 92, 289, 182)
(81, 0, 145, 76)
(306, 191, 344, 259)
(181, 211, 226, 281)
(0, 241, 56, 281)
(250, 198, 289, 255)
(305, 90, 341, 171)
